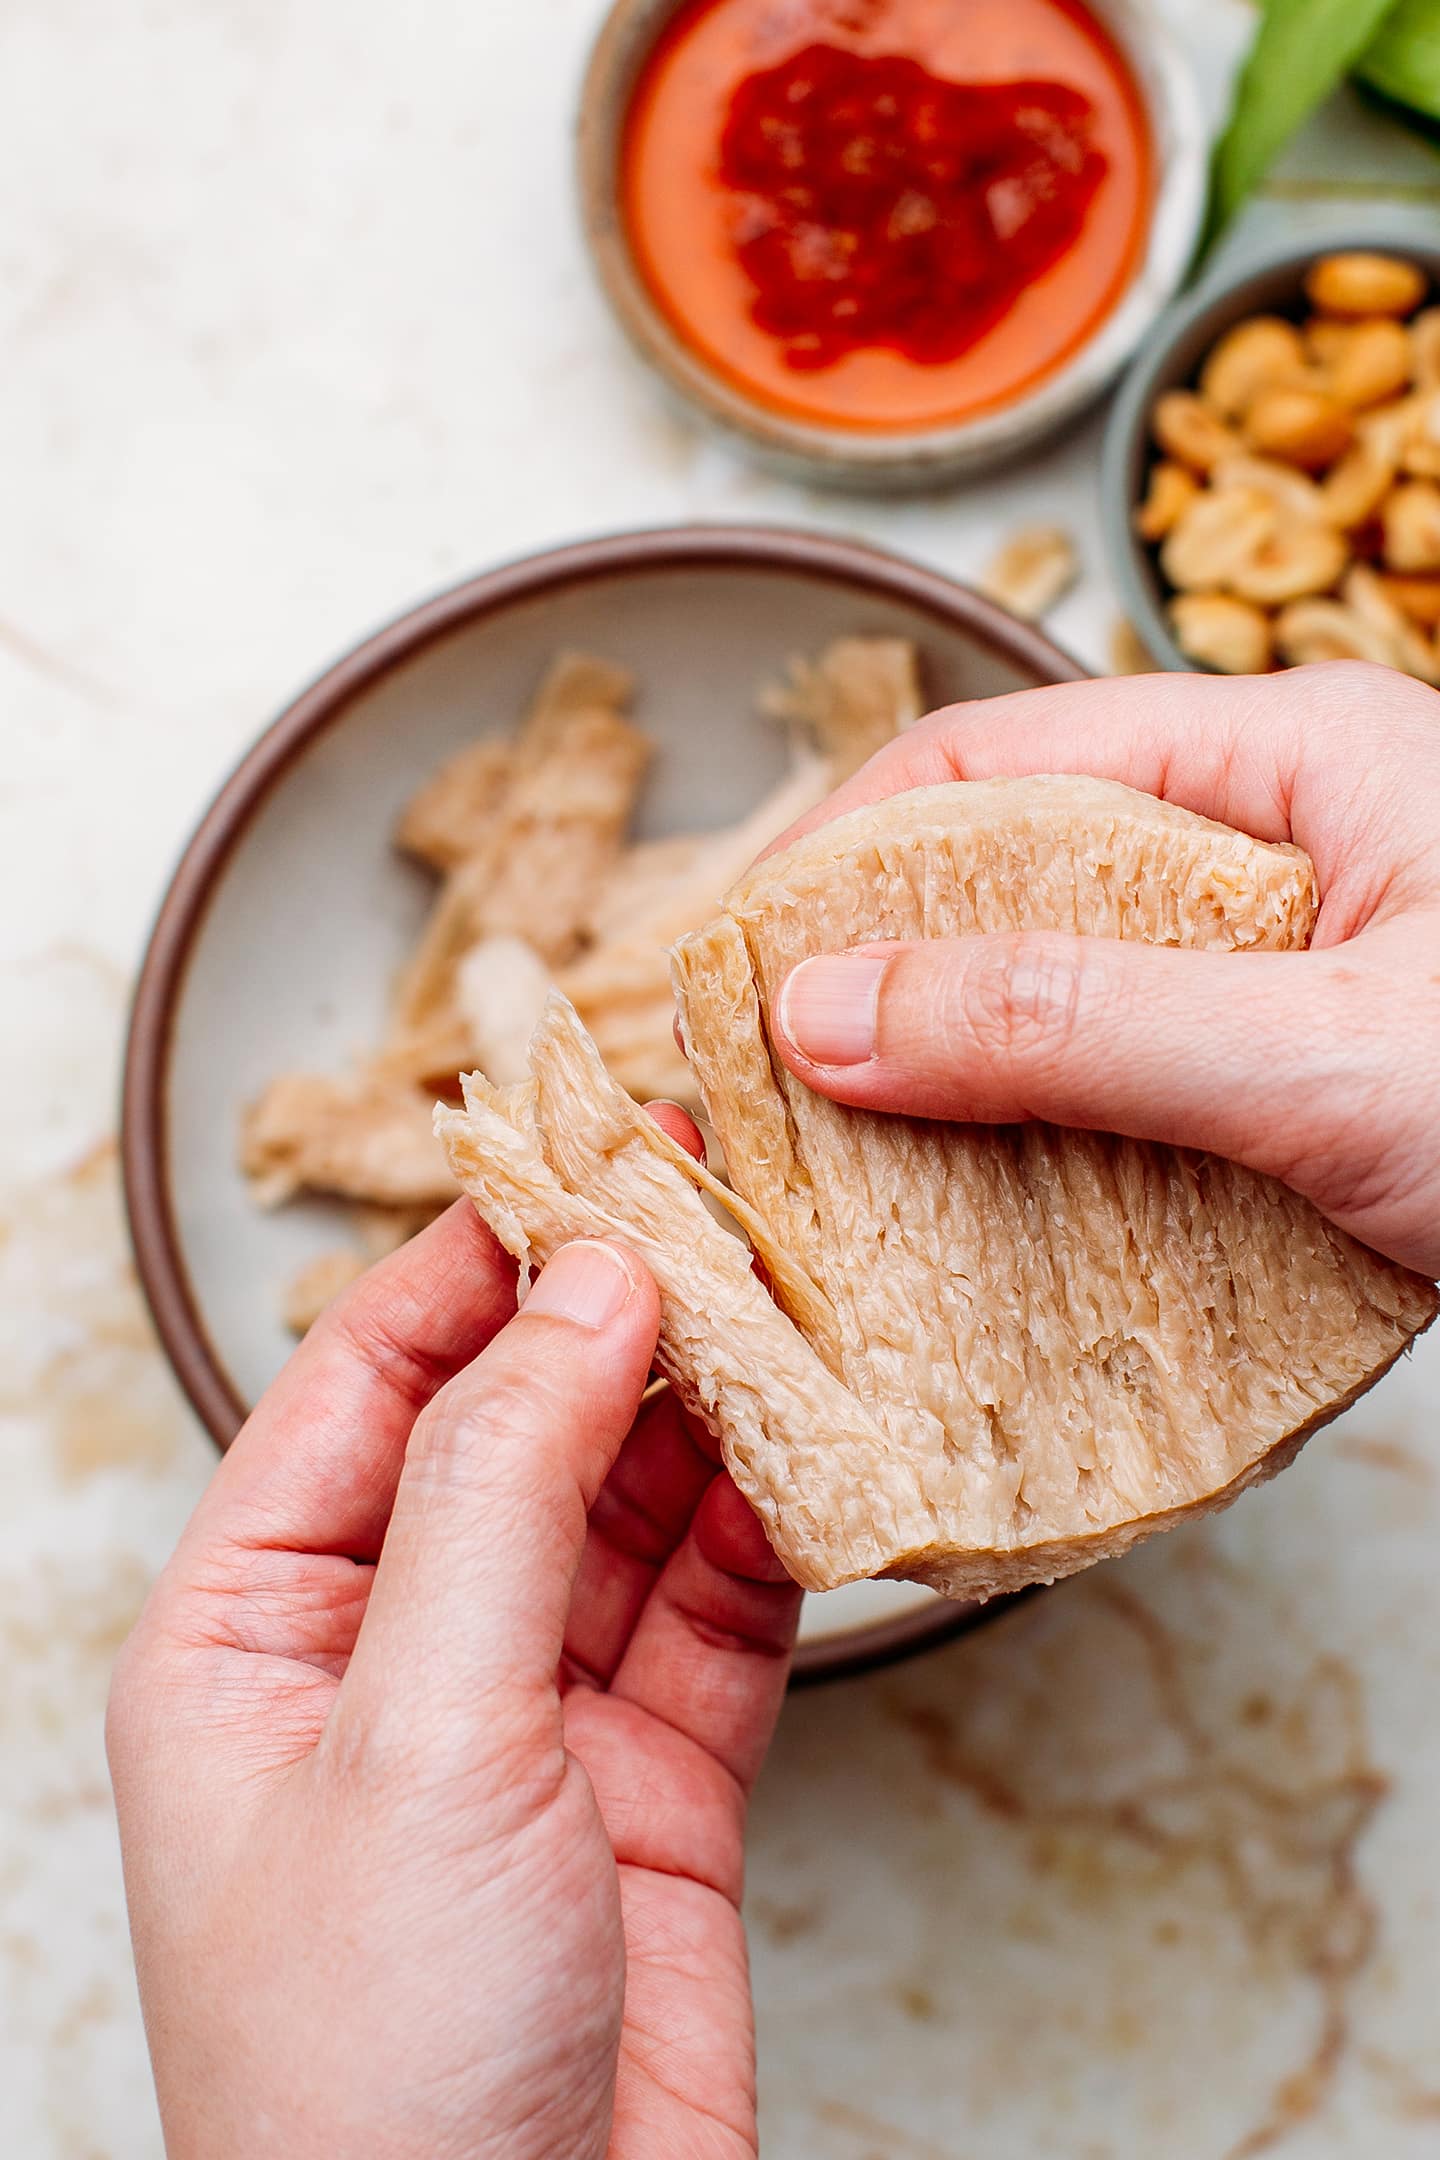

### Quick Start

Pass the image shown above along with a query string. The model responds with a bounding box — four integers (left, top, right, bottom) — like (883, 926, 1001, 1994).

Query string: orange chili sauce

(620, 0, 1154, 433)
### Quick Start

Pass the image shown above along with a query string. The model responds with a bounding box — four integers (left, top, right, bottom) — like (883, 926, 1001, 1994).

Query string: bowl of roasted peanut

(1103, 233, 1440, 682)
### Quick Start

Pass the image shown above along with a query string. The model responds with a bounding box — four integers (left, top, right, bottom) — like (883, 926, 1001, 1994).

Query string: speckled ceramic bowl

(1101, 224, 1440, 673)
(577, 0, 1206, 490)
(122, 524, 1083, 1684)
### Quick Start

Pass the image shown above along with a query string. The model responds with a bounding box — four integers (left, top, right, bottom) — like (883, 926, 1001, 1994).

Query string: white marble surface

(4, 3, 1440, 2154)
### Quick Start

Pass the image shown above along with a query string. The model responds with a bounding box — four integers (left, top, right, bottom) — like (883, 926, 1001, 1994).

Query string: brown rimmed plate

(122, 523, 1084, 1682)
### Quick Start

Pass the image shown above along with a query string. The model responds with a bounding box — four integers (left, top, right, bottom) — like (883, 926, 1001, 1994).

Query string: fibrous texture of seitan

(437, 1003, 915, 1579)
(439, 776, 1438, 1600)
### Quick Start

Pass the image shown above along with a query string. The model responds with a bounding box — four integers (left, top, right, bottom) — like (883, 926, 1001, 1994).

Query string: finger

(608, 1472, 801, 1794)
(561, 1391, 717, 1692)
(644, 1098, 705, 1160)
(772, 931, 1416, 1238)
(333, 1240, 661, 1757)
(763, 665, 1440, 925)
(184, 1202, 518, 1562)
(556, 1101, 710, 1686)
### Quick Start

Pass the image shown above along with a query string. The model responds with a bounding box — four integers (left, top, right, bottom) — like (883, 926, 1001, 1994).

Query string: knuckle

(407, 1359, 573, 1507)
(321, 1681, 565, 1822)
(949, 935, 1088, 1086)
(1302, 660, 1440, 777)
(1308, 656, 1423, 712)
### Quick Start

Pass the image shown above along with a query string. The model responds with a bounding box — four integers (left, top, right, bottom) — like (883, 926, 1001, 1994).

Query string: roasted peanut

(1134, 461, 1200, 541)
(1199, 316, 1309, 419)
(1244, 387, 1353, 471)
(1358, 393, 1423, 467)
(1305, 318, 1353, 367)
(1412, 310, 1440, 390)
(1227, 519, 1348, 607)
(1376, 573, 1440, 629)
(1213, 454, 1324, 521)
(1160, 488, 1277, 594)
(1401, 391, 1440, 480)
(1274, 599, 1398, 668)
(1152, 391, 1241, 473)
(1305, 251, 1427, 320)
(1321, 318, 1413, 410)
(1382, 481, 1440, 572)
(1319, 439, 1396, 529)
(980, 526, 1078, 620)
(1169, 593, 1272, 675)
(1343, 563, 1440, 685)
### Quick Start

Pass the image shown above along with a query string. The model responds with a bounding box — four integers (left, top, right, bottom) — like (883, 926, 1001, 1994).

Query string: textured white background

(4, 2, 1440, 2154)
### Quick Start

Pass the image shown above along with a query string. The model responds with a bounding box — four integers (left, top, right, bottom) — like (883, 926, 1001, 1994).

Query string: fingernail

(777, 953, 889, 1066)
(526, 1241, 635, 1330)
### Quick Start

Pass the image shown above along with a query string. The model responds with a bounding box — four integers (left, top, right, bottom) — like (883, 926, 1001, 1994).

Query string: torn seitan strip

(574, 635, 921, 961)
(389, 654, 648, 1051)
(561, 636, 922, 1063)
(760, 635, 922, 782)
(672, 776, 1438, 1600)
(395, 740, 514, 873)
(241, 1072, 456, 1208)
(435, 1000, 923, 1588)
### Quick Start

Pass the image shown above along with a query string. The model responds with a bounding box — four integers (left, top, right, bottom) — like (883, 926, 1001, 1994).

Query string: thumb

(772, 934, 1378, 1202)
(329, 1238, 659, 1782)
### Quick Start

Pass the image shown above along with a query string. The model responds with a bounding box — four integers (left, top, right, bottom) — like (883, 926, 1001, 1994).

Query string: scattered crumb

(979, 525, 1079, 620)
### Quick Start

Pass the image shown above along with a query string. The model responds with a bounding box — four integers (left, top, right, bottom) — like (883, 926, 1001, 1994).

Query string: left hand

(108, 1191, 800, 2159)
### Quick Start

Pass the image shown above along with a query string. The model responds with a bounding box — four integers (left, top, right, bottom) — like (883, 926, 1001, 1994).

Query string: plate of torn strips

(124, 525, 1085, 1679)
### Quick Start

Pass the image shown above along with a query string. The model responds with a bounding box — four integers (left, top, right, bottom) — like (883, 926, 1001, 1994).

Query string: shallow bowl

(122, 523, 1083, 1682)
(1101, 225, 1440, 674)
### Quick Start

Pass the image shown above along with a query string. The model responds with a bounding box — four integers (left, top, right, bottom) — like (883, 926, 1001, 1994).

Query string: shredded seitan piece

(395, 740, 514, 873)
(246, 640, 923, 1292)
(440, 776, 1438, 1602)
(241, 1073, 456, 1209)
(760, 636, 923, 780)
(390, 657, 648, 1048)
(437, 1002, 912, 1586)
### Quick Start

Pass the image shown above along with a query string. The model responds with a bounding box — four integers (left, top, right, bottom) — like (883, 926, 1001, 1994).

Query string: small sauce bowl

(578, 0, 1205, 490)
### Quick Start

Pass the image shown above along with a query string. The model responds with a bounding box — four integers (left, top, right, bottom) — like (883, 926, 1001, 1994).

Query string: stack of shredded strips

(241, 638, 922, 1332)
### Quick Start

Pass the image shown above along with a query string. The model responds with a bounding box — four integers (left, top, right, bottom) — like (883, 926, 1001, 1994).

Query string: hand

(108, 1188, 800, 2158)
(768, 660, 1440, 1279)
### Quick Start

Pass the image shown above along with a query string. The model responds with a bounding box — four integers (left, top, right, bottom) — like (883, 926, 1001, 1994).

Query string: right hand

(767, 661, 1440, 1279)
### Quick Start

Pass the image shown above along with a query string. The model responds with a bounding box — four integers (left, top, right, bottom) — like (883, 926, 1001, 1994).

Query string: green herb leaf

(1357, 0, 1440, 125)
(1205, 0, 1405, 248)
